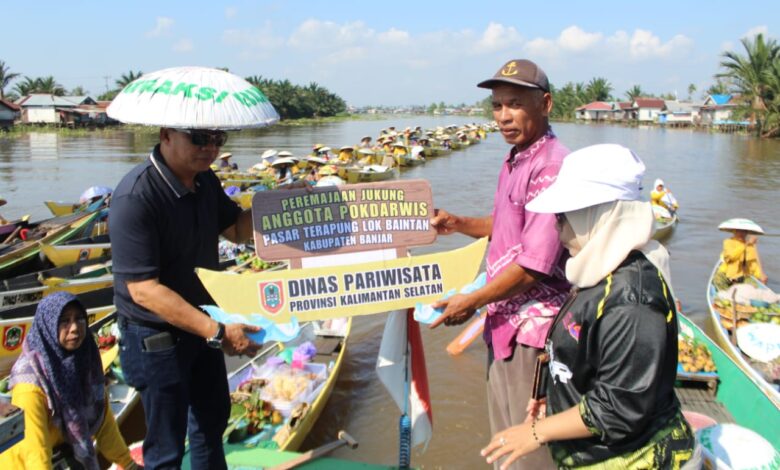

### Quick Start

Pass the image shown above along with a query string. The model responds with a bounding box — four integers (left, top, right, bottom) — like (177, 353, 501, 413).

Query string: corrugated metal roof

(710, 94, 732, 105)
(17, 94, 81, 107)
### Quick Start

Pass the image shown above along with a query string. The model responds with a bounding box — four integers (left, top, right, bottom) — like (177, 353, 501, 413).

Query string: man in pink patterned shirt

(431, 59, 569, 469)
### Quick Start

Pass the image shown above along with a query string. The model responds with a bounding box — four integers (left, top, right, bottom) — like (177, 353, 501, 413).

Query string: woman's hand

(481, 423, 542, 470)
(524, 398, 546, 423)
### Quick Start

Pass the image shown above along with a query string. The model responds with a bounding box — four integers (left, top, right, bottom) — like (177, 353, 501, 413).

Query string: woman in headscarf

(482, 144, 696, 470)
(0, 292, 138, 470)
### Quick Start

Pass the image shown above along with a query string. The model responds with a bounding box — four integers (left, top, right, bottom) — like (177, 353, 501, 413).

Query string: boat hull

(678, 313, 780, 449)
(706, 260, 780, 409)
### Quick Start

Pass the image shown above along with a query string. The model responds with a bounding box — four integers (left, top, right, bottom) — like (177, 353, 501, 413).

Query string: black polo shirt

(110, 144, 242, 324)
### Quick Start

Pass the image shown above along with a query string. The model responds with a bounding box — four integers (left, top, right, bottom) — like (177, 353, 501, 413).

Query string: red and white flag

(376, 308, 433, 449)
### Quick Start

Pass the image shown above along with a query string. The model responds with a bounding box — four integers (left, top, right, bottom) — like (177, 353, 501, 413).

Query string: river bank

(0, 113, 392, 138)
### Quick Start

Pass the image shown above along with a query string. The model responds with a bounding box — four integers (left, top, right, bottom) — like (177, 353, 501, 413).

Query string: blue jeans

(118, 316, 230, 470)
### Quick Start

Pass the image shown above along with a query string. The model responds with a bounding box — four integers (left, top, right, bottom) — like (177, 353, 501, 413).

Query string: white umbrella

(107, 66, 279, 129)
(718, 218, 765, 235)
(79, 185, 112, 203)
(736, 323, 780, 362)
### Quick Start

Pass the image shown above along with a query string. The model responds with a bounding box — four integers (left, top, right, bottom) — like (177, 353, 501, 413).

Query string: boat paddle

(267, 430, 358, 470)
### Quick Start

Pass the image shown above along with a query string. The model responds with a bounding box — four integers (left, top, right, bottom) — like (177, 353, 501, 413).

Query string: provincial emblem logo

(259, 281, 285, 315)
(3, 325, 25, 351)
(501, 61, 518, 76)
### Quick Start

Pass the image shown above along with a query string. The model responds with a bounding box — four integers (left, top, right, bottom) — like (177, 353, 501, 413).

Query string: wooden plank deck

(675, 385, 734, 423)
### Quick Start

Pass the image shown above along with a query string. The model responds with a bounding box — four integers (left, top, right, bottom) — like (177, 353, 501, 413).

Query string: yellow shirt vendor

(0, 292, 135, 470)
(716, 219, 767, 283)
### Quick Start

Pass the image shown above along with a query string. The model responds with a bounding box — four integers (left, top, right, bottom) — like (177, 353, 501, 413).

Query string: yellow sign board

(197, 238, 488, 323)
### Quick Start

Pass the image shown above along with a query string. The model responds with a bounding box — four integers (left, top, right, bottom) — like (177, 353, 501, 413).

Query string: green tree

(245, 75, 346, 119)
(705, 79, 730, 96)
(625, 85, 645, 101)
(115, 71, 143, 89)
(717, 33, 780, 135)
(70, 85, 88, 96)
(687, 83, 697, 100)
(585, 77, 613, 102)
(98, 89, 119, 101)
(0, 60, 20, 100)
(13, 76, 65, 96)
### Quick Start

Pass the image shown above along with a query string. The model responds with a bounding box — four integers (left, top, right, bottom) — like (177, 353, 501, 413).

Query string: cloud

(624, 29, 693, 59)
(743, 25, 768, 39)
(288, 19, 374, 49)
(321, 46, 368, 65)
(173, 38, 193, 53)
(225, 6, 238, 19)
(146, 17, 173, 37)
(475, 23, 523, 53)
(558, 26, 602, 52)
(222, 22, 285, 58)
(378, 28, 410, 45)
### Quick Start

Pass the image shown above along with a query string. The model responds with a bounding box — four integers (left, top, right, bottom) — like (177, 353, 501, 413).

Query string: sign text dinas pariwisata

(196, 238, 488, 323)
(252, 180, 436, 260)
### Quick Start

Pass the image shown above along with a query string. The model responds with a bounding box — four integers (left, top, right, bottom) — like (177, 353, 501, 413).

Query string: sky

(3, 0, 778, 107)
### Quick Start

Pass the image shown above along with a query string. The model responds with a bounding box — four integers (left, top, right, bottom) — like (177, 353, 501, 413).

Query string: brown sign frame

(252, 179, 436, 261)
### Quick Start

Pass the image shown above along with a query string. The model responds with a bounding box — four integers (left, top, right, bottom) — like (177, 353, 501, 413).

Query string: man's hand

(430, 208, 461, 235)
(429, 293, 477, 329)
(222, 323, 262, 356)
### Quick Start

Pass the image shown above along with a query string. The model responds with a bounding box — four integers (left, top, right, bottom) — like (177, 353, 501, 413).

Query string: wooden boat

(40, 234, 111, 267)
(652, 205, 678, 241)
(181, 444, 390, 470)
(395, 154, 425, 167)
(0, 263, 113, 312)
(221, 318, 352, 452)
(0, 287, 115, 377)
(0, 211, 101, 278)
(0, 216, 30, 239)
(116, 318, 352, 469)
(706, 260, 780, 407)
(43, 200, 80, 217)
(676, 313, 779, 449)
(344, 165, 398, 184)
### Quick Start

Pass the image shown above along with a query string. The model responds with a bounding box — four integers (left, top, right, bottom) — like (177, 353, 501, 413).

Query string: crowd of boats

(0, 118, 778, 466)
(0, 122, 497, 467)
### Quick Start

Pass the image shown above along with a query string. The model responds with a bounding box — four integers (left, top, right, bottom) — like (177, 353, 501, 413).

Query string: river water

(1, 118, 779, 468)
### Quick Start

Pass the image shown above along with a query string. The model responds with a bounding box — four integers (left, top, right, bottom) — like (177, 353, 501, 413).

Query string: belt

(118, 314, 175, 331)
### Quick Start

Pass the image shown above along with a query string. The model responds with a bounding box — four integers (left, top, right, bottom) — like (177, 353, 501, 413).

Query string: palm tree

(717, 33, 780, 133)
(0, 60, 20, 100)
(13, 76, 38, 97)
(687, 83, 697, 100)
(115, 71, 143, 89)
(585, 77, 613, 102)
(625, 85, 645, 101)
(35, 76, 66, 96)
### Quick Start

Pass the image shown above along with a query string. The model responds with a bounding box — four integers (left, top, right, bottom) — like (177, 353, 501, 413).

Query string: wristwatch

(206, 322, 226, 349)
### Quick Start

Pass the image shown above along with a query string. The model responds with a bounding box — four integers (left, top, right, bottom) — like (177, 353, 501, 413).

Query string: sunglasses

(555, 213, 567, 225)
(176, 129, 229, 148)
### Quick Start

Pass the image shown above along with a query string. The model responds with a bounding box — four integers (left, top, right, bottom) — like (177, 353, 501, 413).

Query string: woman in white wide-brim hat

(716, 218, 767, 284)
(482, 144, 697, 470)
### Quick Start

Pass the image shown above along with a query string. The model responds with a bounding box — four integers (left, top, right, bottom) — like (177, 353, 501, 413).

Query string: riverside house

(575, 101, 613, 121)
(631, 98, 666, 122)
(15, 94, 97, 124)
(0, 99, 20, 130)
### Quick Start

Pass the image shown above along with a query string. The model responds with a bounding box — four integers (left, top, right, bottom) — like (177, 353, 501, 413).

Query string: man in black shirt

(110, 127, 260, 470)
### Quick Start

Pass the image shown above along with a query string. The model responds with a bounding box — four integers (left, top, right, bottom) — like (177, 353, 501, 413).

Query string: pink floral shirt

(484, 130, 571, 360)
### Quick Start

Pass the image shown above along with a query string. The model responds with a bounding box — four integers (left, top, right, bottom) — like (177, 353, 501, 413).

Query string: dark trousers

(118, 316, 230, 470)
